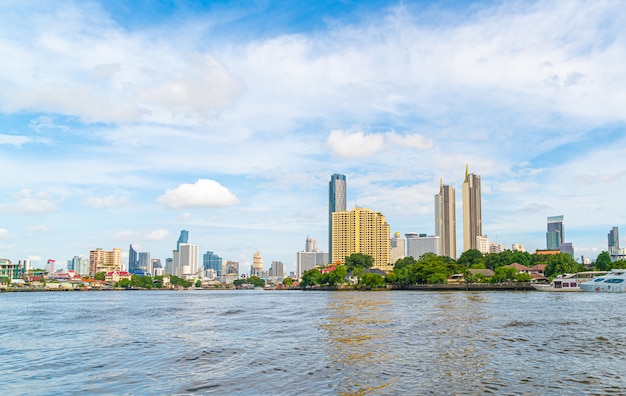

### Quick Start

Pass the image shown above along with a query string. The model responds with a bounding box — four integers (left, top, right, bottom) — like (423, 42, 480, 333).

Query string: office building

(390, 232, 405, 265)
(225, 261, 239, 275)
(172, 243, 199, 278)
(71, 256, 90, 276)
(332, 207, 391, 272)
(546, 215, 564, 250)
(296, 236, 328, 278)
(89, 248, 122, 275)
(512, 244, 526, 252)
(128, 244, 139, 274)
(203, 251, 223, 276)
(177, 230, 189, 250)
(608, 227, 619, 256)
(251, 251, 263, 277)
(405, 233, 440, 260)
(329, 174, 347, 263)
(435, 181, 456, 258)
(462, 165, 482, 252)
(138, 252, 151, 275)
(269, 261, 285, 278)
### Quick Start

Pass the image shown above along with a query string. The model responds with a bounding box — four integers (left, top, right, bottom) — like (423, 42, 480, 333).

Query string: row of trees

(301, 248, 613, 288)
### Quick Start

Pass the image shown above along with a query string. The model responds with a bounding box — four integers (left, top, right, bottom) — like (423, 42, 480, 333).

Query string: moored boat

(533, 271, 607, 292)
(580, 270, 626, 292)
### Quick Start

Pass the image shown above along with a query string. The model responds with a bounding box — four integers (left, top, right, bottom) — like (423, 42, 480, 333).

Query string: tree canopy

(344, 253, 374, 272)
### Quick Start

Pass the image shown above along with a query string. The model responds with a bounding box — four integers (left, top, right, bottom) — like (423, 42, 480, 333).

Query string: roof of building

(505, 262, 532, 271)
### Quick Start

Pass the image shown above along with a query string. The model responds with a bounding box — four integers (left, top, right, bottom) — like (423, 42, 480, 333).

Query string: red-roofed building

(105, 271, 132, 283)
(505, 262, 532, 274)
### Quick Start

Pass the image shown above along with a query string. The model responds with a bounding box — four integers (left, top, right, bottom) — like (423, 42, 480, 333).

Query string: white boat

(533, 272, 607, 292)
(580, 270, 626, 292)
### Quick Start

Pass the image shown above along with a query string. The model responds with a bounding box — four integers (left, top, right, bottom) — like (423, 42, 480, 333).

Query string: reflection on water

(319, 292, 393, 395)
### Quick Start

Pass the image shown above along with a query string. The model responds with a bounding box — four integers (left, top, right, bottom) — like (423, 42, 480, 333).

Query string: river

(1, 290, 625, 395)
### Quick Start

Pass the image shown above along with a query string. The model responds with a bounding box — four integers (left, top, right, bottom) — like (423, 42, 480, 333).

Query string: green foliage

(282, 277, 294, 286)
(360, 273, 385, 288)
(457, 249, 484, 268)
(117, 279, 132, 288)
(344, 253, 374, 272)
(514, 272, 532, 282)
(169, 275, 193, 288)
(323, 265, 347, 286)
(594, 251, 612, 271)
(94, 272, 106, 281)
(248, 276, 265, 287)
(393, 256, 417, 270)
(385, 252, 459, 285)
(544, 253, 583, 277)
(491, 266, 518, 282)
(300, 268, 322, 288)
(195, 279, 202, 288)
(613, 260, 626, 269)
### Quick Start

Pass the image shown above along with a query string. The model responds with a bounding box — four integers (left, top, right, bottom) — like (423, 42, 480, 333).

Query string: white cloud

(28, 255, 42, 263)
(326, 130, 385, 158)
(85, 195, 128, 209)
(0, 189, 58, 214)
(0, 134, 32, 146)
(111, 230, 139, 240)
(0, 228, 8, 237)
(144, 229, 171, 241)
(326, 130, 432, 158)
(157, 179, 239, 209)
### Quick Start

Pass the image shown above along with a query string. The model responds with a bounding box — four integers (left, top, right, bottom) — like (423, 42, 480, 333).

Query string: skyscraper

(173, 243, 199, 277)
(177, 230, 189, 250)
(138, 252, 151, 275)
(89, 248, 122, 275)
(546, 215, 564, 250)
(296, 236, 328, 278)
(435, 180, 456, 258)
(462, 165, 482, 252)
(608, 227, 619, 256)
(128, 244, 139, 274)
(329, 174, 347, 263)
(203, 251, 223, 276)
(332, 207, 391, 271)
(251, 251, 263, 277)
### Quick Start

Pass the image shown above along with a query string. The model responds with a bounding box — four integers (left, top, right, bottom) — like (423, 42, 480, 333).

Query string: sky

(1, 0, 626, 273)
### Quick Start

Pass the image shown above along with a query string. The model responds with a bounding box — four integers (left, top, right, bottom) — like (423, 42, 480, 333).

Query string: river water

(1, 290, 625, 395)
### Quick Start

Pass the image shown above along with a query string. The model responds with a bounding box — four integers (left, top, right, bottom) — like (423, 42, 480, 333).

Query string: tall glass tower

(329, 174, 347, 263)
(546, 216, 564, 249)
(177, 230, 189, 250)
(128, 244, 138, 274)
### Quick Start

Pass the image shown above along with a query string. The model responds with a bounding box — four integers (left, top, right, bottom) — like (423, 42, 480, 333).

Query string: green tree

(94, 272, 106, 281)
(545, 253, 583, 277)
(248, 276, 265, 287)
(300, 268, 322, 288)
(360, 273, 385, 288)
(393, 256, 418, 270)
(195, 279, 202, 288)
(283, 277, 294, 286)
(595, 251, 612, 271)
(457, 249, 484, 268)
(118, 278, 132, 288)
(326, 265, 347, 286)
(491, 266, 518, 282)
(344, 253, 374, 272)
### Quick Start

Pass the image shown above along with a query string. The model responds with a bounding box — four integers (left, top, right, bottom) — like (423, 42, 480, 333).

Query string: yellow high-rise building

(89, 248, 122, 275)
(331, 207, 391, 272)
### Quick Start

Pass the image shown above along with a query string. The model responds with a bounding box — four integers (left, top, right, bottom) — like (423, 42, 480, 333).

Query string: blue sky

(1, 0, 625, 273)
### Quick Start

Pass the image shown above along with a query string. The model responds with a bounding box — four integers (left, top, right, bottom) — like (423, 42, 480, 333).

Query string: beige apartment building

(331, 207, 391, 272)
(89, 248, 122, 275)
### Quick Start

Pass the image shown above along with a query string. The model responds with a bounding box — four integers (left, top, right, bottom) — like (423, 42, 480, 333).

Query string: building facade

(203, 251, 223, 276)
(462, 166, 482, 252)
(608, 227, 619, 256)
(269, 261, 285, 278)
(296, 236, 328, 278)
(251, 251, 263, 277)
(332, 207, 391, 272)
(329, 174, 347, 263)
(225, 261, 239, 275)
(173, 243, 199, 278)
(89, 248, 122, 275)
(390, 232, 405, 265)
(546, 215, 564, 250)
(435, 181, 456, 259)
(405, 233, 440, 260)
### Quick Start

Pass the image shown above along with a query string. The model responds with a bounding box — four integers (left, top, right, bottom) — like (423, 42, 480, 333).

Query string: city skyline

(1, 1, 626, 273)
